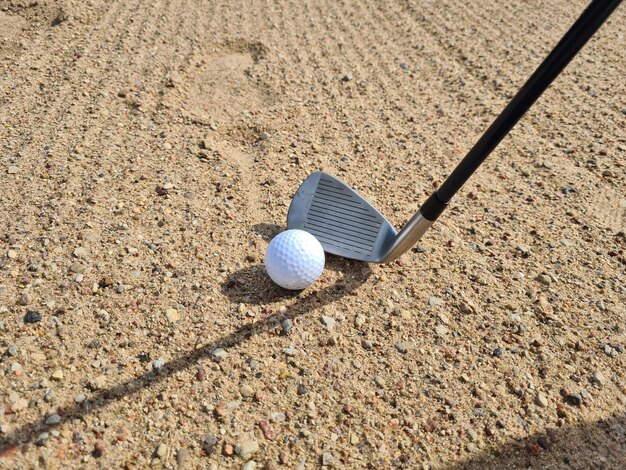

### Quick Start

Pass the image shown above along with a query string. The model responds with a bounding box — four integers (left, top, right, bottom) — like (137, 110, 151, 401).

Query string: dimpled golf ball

(265, 229, 325, 290)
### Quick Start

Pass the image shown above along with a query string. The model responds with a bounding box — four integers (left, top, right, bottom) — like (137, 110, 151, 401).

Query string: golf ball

(265, 229, 325, 290)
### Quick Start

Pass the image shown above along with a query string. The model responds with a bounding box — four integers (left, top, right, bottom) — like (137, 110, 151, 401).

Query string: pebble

(259, 420, 275, 440)
(341, 72, 353, 82)
(435, 325, 449, 336)
(242, 462, 256, 470)
(361, 339, 373, 350)
(74, 393, 86, 403)
(73, 247, 89, 259)
(45, 414, 61, 425)
(202, 434, 217, 455)
(536, 392, 549, 408)
(176, 448, 189, 466)
(320, 315, 335, 331)
(428, 296, 443, 307)
(259, 131, 271, 141)
(400, 62, 409, 70)
(354, 314, 366, 327)
(591, 370, 606, 386)
(567, 393, 583, 406)
(212, 348, 227, 361)
(240, 384, 254, 397)
(7, 166, 18, 174)
(92, 440, 104, 458)
(297, 384, 308, 396)
(535, 274, 552, 286)
(10, 398, 28, 412)
(7, 249, 18, 258)
(235, 438, 259, 460)
(395, 342, 407, 354)
(321, 451, 334, 466)
(51, 369, 64, 380)
(165, 308, 180, 323)
(69, 262, 87, 274)
(280, 318, 293, 335)
(153, 357, 165, 370)
(18, 292, 33, 306)
(156, 443, 168, 459)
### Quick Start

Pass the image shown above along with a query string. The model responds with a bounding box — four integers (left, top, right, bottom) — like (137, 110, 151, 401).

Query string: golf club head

(287, 172, 398, 262)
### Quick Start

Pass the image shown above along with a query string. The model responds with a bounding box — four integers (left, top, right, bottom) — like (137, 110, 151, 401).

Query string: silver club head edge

(287, 172, 434, 263)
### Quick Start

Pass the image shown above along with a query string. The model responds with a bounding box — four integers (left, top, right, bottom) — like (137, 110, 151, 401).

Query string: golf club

(287, 0, 622, 263)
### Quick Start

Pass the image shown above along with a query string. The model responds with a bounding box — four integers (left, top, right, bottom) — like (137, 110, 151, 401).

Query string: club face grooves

(287, 172, 397, 262)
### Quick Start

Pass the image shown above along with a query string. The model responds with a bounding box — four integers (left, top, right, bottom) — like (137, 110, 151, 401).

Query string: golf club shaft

(420, 0, 622, 220)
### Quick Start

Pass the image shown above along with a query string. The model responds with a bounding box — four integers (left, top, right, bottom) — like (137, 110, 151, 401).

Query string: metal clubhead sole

(287, 172, 398, 262)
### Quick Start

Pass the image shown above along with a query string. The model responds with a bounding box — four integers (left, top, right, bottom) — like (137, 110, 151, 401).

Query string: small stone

(535, 274, 552, 286)
(400, 63, 409, 70)
(435, 325, 449, 336)
(297, 384, 307, 395)
(361, 339, 373, 350)
(74, 393, 86, 403)
(7, 345, 17, 356)
(428, 296, 443, 307)
(259, 420, 275, 440)
(165, 308, 180, 323)
(341, 72, 353, 82)
(212, 348, 227, 361)
(321, 451, 334, 466)
(567, 393, 583, 406)
(354, 314, 366, 327)
(176, 448, 189, 466)
(156, 443, 168, 459)
(591, 370, 606, 386)
(320, 315, 335, 331)
(395, 342, 407, 354)
(153, 357, 165, 370)
(92, 440, 104, 458)
(242, 462, 256, 470)
(73, 247, 89, 259)
(535, 392, 549, 408)
(492, 348, 503, 357)
(7, 249, 18, 259)
(10, 398, 28, 412)
(235, 438, 259, 460)
(259, 131, 271, 141)
(45, 414, 61, 425)
(69, 262, 87, 274)
(51, 369, 64, 380)
(19, 293, 33, 306)
(280, 318, 293, 335)
(240, 384, 254, 398)
(201, 434, 218, 454)
(7, 166, 18, 174)
(223, 443, 234, 456)
(374, 376, 386, 388)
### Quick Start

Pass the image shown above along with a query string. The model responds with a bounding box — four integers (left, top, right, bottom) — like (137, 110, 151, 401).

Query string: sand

(0, 0, 624, 468)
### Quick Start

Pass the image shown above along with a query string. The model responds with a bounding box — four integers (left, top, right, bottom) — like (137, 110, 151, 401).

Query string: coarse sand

(0, 0, 624, 468)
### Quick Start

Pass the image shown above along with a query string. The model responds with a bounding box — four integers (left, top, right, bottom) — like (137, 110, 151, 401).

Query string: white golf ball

(265, 229, 325, 290)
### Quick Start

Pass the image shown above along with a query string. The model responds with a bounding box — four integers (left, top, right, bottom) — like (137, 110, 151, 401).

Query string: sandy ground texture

(1, 0, 625, 468)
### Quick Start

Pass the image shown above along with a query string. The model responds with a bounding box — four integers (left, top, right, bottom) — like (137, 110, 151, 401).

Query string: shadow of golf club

(250, 222, 283, 242)
(0, 258, 371, 455)
(452, 411, 626, 469)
